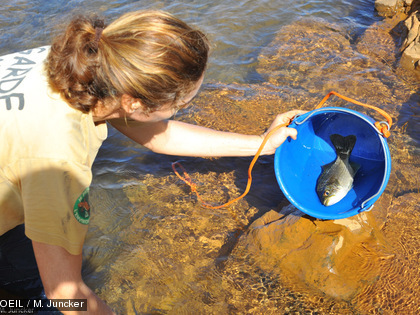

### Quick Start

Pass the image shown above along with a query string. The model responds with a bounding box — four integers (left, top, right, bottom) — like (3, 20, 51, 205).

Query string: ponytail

(45, 10, 209, 113)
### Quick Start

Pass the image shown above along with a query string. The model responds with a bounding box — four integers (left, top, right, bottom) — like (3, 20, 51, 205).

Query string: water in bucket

(274, 107, 391, 220)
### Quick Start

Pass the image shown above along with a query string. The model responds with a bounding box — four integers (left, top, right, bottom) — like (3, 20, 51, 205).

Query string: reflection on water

(1, 0, 419, 314)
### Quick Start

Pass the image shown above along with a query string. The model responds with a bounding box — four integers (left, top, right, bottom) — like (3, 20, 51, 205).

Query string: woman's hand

(261, 110, 307, 155)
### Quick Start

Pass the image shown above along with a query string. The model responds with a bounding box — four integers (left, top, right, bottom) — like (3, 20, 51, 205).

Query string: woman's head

(45, 10, 209, 115)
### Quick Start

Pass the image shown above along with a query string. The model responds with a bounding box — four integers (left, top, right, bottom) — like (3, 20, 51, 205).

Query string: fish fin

(321, 161, 334, 171)
(330, 134, 357, 160)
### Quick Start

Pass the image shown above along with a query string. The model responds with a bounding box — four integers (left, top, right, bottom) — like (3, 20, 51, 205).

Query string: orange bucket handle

(315, 91, 392, 137)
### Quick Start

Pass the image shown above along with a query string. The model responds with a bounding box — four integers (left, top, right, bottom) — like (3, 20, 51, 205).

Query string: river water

(1, 0, 419, 314)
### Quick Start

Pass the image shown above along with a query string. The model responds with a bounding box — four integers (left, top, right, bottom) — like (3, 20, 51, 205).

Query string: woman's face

(127, 75, 204, 123)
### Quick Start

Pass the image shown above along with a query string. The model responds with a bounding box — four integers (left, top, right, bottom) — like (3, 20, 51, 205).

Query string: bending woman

(0, 10, 303, 314)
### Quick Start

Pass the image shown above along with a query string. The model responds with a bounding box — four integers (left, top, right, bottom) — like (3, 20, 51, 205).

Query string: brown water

(1, 1, 419, 314)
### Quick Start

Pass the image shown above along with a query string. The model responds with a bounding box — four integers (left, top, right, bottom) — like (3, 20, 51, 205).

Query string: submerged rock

(242, 208, 390, 301)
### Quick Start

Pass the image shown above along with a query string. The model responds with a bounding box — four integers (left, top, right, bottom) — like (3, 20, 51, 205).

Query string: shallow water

(1, 0, 419, 314)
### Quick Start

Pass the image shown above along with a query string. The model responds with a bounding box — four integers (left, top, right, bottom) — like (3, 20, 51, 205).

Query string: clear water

(1, 0, 419, 314)
(0, 0, 379, 83)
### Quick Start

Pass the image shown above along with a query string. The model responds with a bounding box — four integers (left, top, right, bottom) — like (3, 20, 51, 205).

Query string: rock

(372, 0, 420, 75)
(401, 40, 420, 69)
(374, 0, 420, 16)
(401, 12, 420, 51)
(243, 208, 391, 301)
(375, 0, 404, 17)
(400, 11, 420, 70)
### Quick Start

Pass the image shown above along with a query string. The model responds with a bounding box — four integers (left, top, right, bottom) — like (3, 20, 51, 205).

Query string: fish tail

(330, 134, 356, 160)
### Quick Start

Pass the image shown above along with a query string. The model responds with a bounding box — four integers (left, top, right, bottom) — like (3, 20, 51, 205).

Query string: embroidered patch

(73, 187, 90, 225)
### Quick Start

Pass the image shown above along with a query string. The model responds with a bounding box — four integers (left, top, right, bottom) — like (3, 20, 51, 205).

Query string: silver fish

(316, 134, 360, 206)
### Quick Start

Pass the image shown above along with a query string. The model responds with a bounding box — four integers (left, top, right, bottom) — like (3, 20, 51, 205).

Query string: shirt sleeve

(18, 159, 92, 255)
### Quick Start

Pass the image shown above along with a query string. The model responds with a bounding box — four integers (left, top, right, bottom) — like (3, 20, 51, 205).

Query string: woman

(0, 10, 303, 314)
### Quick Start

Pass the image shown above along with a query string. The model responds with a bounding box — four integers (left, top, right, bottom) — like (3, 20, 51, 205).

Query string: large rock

(375, 0, 403, 17)
(375, 0, 416, 17)
(243, 208, 391, 301)
(401, 11, 420, 70)
(375, 0, 420, 74)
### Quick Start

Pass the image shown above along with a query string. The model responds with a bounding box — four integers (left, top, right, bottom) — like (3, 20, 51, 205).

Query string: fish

(316, 134, 360, 206)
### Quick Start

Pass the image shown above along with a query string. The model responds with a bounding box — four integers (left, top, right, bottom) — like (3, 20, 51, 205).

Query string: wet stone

(242, 209, 389, 300)
(375, 0, 401, 17)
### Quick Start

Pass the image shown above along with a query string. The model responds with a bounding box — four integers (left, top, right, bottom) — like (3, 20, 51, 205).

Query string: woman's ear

(120, 94, 133, 113)
(121, 94, 143, 113)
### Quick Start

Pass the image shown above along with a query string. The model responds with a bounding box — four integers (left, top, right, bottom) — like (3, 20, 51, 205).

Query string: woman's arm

(109, 110, 305, 157)
(32, 241, 115, 315)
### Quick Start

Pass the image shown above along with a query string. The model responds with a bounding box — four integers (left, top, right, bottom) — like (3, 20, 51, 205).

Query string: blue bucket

(274, 107, 391, 220)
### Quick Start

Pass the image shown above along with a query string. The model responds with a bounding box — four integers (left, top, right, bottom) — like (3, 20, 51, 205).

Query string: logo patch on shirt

(73, 187, 90, 225)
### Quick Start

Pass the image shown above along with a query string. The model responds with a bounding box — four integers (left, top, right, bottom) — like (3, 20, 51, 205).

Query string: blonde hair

(45, 10, 209, 113)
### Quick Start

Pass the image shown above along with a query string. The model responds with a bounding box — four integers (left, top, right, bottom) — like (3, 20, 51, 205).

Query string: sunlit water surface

(1, 0, 419, 314)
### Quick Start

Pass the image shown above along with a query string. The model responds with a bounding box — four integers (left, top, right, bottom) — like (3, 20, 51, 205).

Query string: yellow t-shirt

(0, 46, 107, 255)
